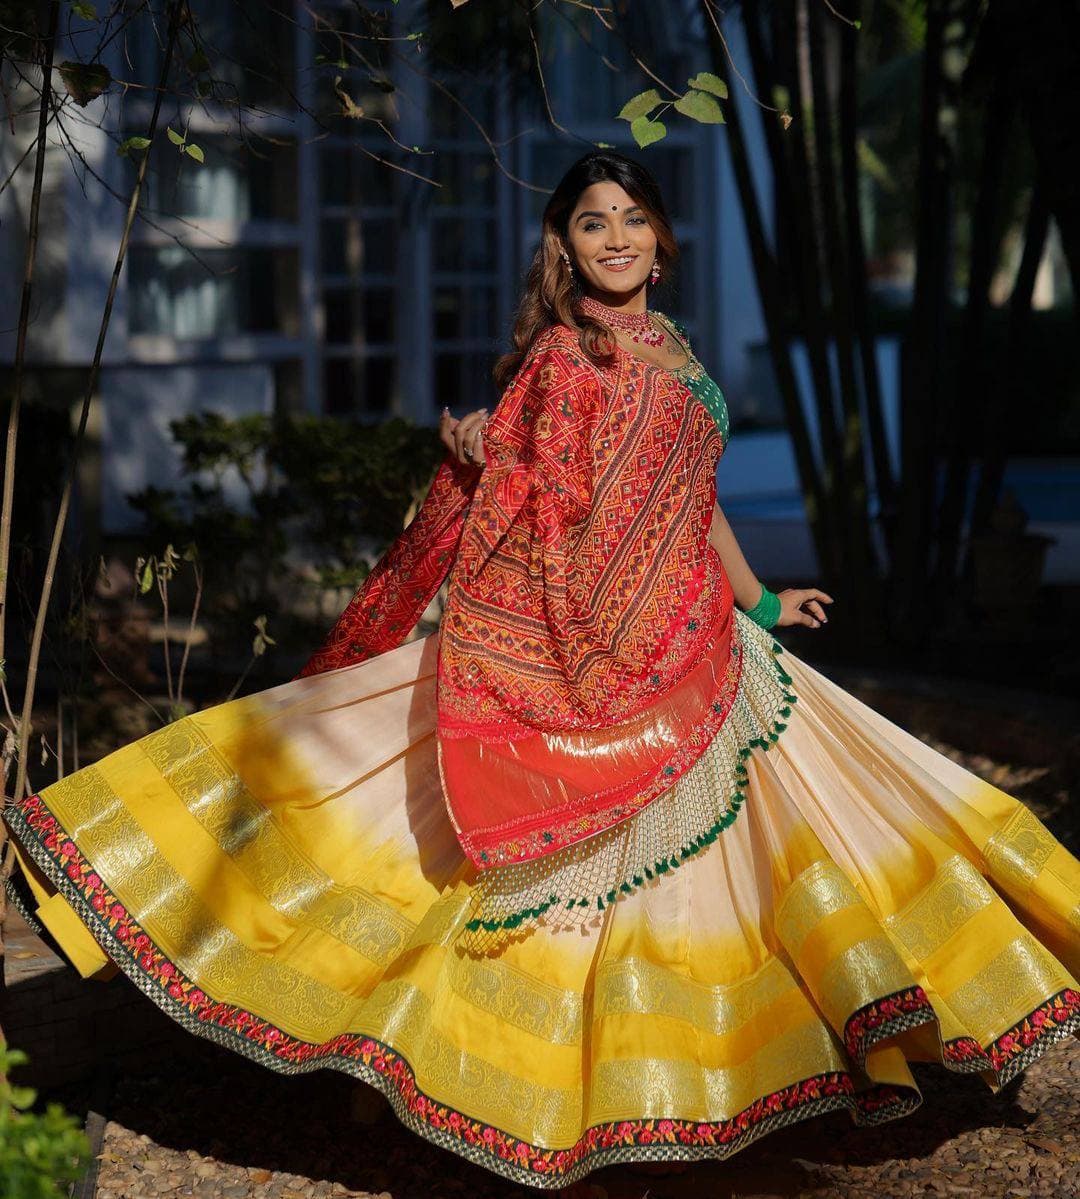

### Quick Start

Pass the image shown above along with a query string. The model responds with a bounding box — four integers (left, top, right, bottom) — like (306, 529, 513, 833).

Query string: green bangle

(742, 583, 781, 630)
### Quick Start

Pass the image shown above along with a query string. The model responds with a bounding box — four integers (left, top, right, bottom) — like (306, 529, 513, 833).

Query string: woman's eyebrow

(574, 206, 643, 223)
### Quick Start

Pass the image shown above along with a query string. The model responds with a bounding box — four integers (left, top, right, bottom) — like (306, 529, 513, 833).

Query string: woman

(5, 151, 1078, 1192)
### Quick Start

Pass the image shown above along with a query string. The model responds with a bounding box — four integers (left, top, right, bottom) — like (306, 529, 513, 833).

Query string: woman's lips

(597, 257, 638, 273)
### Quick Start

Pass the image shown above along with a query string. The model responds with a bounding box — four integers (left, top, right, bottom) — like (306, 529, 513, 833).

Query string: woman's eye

(583, 222, 603, 232)
(628, 216, 647, 225)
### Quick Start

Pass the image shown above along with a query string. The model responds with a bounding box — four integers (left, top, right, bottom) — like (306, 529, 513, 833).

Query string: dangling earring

(650, 259, 661, 284)
(560, 248, 573, 272)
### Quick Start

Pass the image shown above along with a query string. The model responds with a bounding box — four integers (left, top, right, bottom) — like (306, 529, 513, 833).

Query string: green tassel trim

(464, 628, 797, 935)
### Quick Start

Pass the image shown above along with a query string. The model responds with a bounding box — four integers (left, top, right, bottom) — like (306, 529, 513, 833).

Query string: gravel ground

(91, 1033, 1080, 1199)
(79, 727, 1080, 1199)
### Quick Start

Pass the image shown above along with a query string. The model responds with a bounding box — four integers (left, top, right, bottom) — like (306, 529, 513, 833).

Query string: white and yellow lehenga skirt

(5, 612, 1079, 1189)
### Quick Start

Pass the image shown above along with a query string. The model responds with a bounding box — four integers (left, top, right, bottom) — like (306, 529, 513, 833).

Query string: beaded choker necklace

(579, 294, 664, 348)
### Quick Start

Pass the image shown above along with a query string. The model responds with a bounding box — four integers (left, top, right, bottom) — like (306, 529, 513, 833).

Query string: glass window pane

(364, 355, 394, 413)
(142, 135, 297, 222)
(324, 357, 358, 415)
(435, 352, 496, 416)
(133, 1, 294, 109)
(363, 289, 395, 343)
(322, 217, 396, 276)
(324, 355, 394, 416)
(432, 217, 495, 271)
(323, 287, 395, 345)
(428, 78, 496, 139)
(128, 246, 298, 337)
(434, 152, 497, 207)
(320, 145, 396, 208)
(434, 286, 496, 341)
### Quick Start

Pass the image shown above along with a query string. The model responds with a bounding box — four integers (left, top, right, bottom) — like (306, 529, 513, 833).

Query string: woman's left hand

(440, 406, 489, 467)
(776, 588, 833, 630)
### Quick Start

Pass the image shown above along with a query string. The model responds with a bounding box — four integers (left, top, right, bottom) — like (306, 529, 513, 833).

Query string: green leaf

(854, 18, 862, 30)
(9, 1083, 36, 1110)
(674, 88, 724, 124)
(71, 1, 97, 19)
(184, 142, 205, 163)
(405, 31, 422, 40)
(58, 60, 112, 105)
(687, 71, 728, 99)
(116, 134, 151, 157)
(252, 614, 276, 656)
(629, 115, 667, 148)
(617, 88, 662, 122)
(0, 657, 5, 684)
(594, 141, 615, 149)
(166, 126, 185, 146)
(139, 561, 154, 594)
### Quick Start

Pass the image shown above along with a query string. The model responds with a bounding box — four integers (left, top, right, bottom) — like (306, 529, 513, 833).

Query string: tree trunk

(992, 0, 1080, 309)
(932, 68, 1011, 595)
(11, 0, 185, 837)
(0, 0, 60, 1053)
(965, 184, 1051, 557)
(892, 0, 960, 640)
(839, 0, 896, 562)
(702, 1, 835, 583)
(806, 2, 880, 640)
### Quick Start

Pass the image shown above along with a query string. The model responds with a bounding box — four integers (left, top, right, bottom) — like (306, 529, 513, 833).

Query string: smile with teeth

(598, 255, 638, 270)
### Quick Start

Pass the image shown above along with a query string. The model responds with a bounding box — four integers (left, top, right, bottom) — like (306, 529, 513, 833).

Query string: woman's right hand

(439, 406, 489, 467)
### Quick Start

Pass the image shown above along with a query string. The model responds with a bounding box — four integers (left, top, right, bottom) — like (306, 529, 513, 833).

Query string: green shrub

(125, 411, 444, 646)
(0, 1042, 91, 1199)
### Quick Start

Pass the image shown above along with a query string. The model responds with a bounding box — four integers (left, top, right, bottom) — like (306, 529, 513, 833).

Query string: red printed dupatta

(300, 323, 737, 872)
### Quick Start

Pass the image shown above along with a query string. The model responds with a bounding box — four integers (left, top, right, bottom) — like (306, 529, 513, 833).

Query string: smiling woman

(5, 150, 1078, 1195)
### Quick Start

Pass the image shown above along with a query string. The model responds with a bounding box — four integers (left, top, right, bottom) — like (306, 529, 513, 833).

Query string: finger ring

(464, 445, 474, 460)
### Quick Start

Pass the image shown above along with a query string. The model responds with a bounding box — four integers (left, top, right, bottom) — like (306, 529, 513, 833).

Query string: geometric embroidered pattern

(300, 319, 746, 874)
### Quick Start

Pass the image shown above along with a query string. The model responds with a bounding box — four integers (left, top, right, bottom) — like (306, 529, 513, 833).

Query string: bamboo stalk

(932, 66, 1011, 591)
(701, 1, 834, 582)
(838, 0, 896, 556)
(806, 1, 878, 634)
(12, 0, 185, 810)
(965, 185, 1050, 557)
(0, 0, 60, 669)
(0, 0, 60, 1042)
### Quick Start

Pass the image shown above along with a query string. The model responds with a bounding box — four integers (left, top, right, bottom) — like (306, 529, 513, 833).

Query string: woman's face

(564, 180, 658, 302)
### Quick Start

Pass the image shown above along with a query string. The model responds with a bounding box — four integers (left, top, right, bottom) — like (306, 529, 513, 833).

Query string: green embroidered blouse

(650, 310, 730, 448)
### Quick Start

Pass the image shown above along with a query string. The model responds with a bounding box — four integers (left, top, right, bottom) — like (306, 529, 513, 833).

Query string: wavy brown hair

(493, 151, 680, 392)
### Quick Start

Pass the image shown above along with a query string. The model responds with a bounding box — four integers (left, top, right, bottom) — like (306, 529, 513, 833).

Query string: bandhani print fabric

(4, 316, 1078, 1189)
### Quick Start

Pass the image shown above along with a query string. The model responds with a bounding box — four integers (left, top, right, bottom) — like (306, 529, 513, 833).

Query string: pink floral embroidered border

(6, 791, 1079, 1188)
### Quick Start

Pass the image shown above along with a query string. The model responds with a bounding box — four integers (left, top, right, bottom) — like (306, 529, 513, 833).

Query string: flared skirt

(5, 616, 1079, 1189)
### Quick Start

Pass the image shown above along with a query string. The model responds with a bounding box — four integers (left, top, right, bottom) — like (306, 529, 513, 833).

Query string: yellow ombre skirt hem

(4, 627, 1079, 1189)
